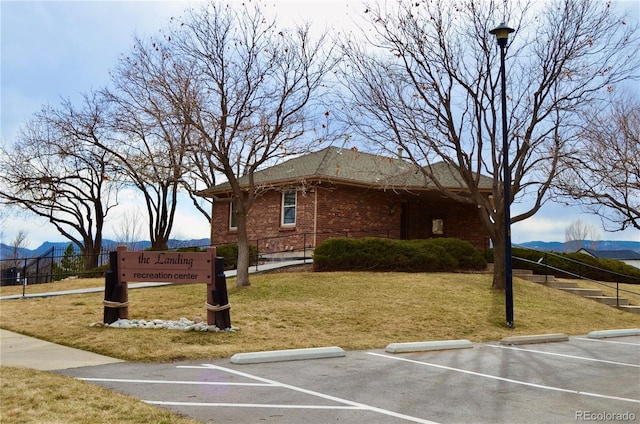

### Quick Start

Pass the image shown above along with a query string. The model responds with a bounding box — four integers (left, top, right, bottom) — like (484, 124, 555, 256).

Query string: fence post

(256, 239, 260, 272)
(544, 253, 549, 283)
(34, 256, 39, 284)
(47, 249, 53, 283)
(303, 233, 307, 263)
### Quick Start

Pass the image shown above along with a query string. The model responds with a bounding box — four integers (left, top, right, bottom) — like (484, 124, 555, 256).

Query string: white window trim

(281, 190, 297, 227)
(229, 200, 237, 230)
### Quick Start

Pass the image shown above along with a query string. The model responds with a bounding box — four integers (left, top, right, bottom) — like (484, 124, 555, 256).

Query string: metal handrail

(252, 228, 402, 268)
(514, 245, 640, 284)
(512, 251, 640, 308)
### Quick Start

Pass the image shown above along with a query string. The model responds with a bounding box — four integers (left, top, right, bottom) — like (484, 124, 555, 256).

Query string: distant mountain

(515, 241, 565, 252)
(0, 244, 26, 261)
(0, 238, 211, 260)
(517, 240, 640, 254)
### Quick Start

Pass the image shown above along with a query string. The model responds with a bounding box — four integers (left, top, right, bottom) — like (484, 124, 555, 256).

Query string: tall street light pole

(490, 22, 515, 328)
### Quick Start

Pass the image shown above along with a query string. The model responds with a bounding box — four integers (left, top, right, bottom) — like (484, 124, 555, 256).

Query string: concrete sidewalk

(0, 328, 124, 370)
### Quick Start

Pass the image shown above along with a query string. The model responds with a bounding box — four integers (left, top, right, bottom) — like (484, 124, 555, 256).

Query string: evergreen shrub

(52, 244, 84, 281)
(313, 237, 486, 272)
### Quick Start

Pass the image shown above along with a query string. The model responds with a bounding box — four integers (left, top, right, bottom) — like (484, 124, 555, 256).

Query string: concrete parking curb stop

(587, 328, 640, 339)
(230, 346, 345, 364)
(499, 333, 569, 345)
(385, 339, 473, 353)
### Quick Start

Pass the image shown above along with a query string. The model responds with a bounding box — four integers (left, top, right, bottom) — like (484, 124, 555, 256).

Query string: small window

(281, 190, 296, 226)
(229, 200, 237, 230)
(432, 218, 444, 235)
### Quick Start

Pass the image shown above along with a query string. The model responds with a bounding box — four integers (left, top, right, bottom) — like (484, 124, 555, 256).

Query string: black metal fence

(1, 245, 112, 286)
(1, 247, 56, 286)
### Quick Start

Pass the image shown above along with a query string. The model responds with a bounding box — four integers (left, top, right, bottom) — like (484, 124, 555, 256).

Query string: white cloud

(101, 191, 210, 243)
(512, 216, 567, 244)
(511, 202, 640, 243)
(0, 211, 66, 249)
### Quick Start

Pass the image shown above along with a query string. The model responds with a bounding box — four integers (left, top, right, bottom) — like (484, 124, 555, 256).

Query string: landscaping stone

(90, 317, 238, 332)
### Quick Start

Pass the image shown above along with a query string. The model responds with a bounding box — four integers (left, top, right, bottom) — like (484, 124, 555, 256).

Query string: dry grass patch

(1, 272, 638, 362)
(0, 366, 201, 424)
(0, 278, 105, 297)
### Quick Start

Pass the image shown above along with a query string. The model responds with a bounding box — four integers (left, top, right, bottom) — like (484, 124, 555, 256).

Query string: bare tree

(159, 1, 337, 286)
(564, 219, 600, 252)
(0, 94, 121, 270)
(339, 0, 639, 289)
(556, 96, 640, 232)
(0, 207, 7, 252)
(8, 229, 29, 269)
(99, 33, 201, 251)
(112, 208, 145, 251)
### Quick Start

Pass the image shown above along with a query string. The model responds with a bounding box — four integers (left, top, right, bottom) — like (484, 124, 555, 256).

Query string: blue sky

(1, 0, 638, 248)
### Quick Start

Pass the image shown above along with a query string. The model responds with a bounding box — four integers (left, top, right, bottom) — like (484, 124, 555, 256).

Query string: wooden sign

(103, 245, 231, 328)
(117, 248, 214, 284)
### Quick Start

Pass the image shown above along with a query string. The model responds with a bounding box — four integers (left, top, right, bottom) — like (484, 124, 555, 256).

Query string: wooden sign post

(103, 246, 231, 329)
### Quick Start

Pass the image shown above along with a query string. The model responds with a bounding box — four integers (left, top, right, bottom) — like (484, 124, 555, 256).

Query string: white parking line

(575, 337, 640, 346)
(367, 352, 640, 404)
(79, 377, 272, 387)
(160, 363, 441, 424)
(145, 401, 364, 410)
(484, 344, 640, 367)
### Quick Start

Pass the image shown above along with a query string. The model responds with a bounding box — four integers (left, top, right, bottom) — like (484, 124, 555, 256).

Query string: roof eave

(198, 176, 491, 198)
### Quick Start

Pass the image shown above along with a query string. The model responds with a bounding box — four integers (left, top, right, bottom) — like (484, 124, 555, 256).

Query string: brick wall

(314, 185, 402, 245)
(210, 190, 317, 251)
(405, 196, 489, 251)
(209, 183, 489, 252)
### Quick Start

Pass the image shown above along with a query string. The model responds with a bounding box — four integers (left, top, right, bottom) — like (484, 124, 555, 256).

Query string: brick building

(199, 147, 492, 254)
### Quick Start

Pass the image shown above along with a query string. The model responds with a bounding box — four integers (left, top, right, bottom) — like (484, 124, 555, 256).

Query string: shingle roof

(200, 146, 493, 196)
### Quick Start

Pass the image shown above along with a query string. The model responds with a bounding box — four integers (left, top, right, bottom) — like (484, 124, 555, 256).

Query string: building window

(282, 190, 296, 226)
(432, 218, 444, 235)
(229, 200, 237, 230)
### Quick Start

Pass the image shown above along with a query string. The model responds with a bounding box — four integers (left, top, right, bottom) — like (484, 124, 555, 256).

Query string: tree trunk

(83, 246, 100, 271)
(235, 213, 251, 287)
(151, 240, 169, 251)
(491, 230, 506, 290)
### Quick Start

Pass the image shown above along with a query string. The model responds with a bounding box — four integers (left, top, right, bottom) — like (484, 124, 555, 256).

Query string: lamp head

(490, 23, 515, 47)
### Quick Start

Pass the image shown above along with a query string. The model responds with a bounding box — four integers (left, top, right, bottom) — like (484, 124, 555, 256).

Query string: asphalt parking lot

(60, 334, 640, 424)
